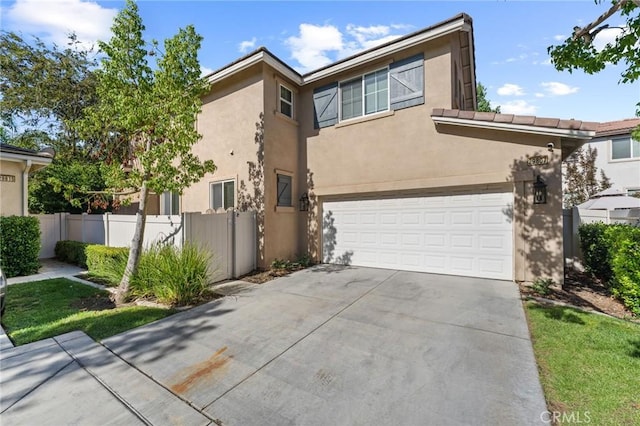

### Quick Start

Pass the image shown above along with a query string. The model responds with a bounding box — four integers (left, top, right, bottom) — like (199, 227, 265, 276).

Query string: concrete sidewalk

(0, 331, 212, 425)
(7, 258, 86, 285)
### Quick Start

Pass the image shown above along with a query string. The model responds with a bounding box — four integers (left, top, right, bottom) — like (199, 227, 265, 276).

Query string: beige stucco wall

(0, 160, 24, 216)
(261, 66, 303, 264)
(298, 35, 566, 284)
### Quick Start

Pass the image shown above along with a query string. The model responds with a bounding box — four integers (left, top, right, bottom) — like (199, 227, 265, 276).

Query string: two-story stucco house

(182, 13, 598, 284)
(587, 118, 640, 196)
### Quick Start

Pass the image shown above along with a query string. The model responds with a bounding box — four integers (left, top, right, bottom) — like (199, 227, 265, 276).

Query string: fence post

(104, 212, 111, 246)
(81, 212, 87, 242)
(229, 210, 237, 278)
(61, 213, 69, 241)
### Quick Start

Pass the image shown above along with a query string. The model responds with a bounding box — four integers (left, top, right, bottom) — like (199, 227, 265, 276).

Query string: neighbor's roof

(0, 143, 54, 165)
(431, 109, 598, 139)
(596, 118, 640, 137)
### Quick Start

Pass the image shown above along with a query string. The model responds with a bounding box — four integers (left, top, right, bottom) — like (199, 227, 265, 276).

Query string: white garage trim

(322, 189, 513, 280)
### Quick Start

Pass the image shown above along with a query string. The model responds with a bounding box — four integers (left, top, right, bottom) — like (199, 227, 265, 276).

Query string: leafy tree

(548, 0, 640, 139)
(0, 30, 113, 212)
(78, 0, 215, 302)
(563, 145, 612, 207)
(476, 82, 501, 113)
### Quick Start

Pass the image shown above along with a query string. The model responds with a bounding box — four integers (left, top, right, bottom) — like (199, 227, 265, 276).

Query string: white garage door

(322, 190, 513, 280)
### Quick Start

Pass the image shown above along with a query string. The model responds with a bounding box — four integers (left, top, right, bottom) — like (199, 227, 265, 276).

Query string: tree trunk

(115, 182, 149, 304)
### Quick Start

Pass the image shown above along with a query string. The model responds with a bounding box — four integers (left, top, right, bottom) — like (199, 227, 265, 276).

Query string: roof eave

(432, 116, 596, 139)
(1, 151, 54, 165)
(303, 16, 468, 85)
(206, 49, 303, 86)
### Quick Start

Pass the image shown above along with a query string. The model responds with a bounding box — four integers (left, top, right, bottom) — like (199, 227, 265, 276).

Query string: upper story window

(611, 137, 640, 160)
(340, 68, 389, 121)
(313, 53, 424, 129)
(160, 191, 180, 215)
(279, 84, 293, 119)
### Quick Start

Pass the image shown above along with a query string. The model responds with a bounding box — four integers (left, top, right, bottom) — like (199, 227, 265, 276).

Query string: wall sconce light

(299, 192, 310, 211)
(533, 175, 547, 205)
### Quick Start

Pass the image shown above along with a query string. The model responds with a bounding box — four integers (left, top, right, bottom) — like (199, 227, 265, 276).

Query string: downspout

(22, 159, 32, 216)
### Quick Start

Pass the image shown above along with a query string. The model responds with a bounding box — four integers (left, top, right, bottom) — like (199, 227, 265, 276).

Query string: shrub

(531, 278, 554, 296)
(55, 240, 90, 268)
(605, 225, 640, 316)
(85, 245, 129, 286)
(0, 216, 41, 277)
(130, 243, 212, 306)
(578, 222, 612, 282)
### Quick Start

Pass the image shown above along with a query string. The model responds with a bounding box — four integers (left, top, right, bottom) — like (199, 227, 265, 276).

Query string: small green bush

(85, 245, 129, 286)
(605, 225, 640, 316)
(531, 278, 554, 296)
(55, 240, 90, 267)
(0, 216, 41, 277)
(130, 243, 212, 306)
(578, 222, 612, 282)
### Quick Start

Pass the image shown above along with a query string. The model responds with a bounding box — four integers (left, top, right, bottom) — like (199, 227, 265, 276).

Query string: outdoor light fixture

(533, 175, 547, 205)
(299, 193, 310, 211)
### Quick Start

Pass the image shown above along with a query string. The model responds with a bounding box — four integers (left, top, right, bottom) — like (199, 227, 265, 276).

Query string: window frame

(276, 173, 293, 208)
(160, 191, 180, 215)
(279, 83, 294, 119)
(210, 179, 235, 211)
(338, 66, 390, 122)
(610, 136, 640, 161)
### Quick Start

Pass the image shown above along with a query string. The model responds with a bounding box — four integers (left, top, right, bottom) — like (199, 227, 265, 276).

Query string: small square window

(211, 180, 235, 210)
(277, 174, 292, 207)
(279, 85, 293, 119)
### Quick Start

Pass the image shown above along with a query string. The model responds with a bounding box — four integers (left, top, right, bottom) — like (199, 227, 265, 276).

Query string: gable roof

(431, 109, 598, 139)
(0, 143, 54, 165)
(205, 13, 474, 90)
(596, 118, 640, 137)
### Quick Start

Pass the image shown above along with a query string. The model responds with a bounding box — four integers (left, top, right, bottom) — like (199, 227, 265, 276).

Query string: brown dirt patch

(520, 270, 637, 321)
(70, 294, 116, 311)
(238, 267, 303, 284)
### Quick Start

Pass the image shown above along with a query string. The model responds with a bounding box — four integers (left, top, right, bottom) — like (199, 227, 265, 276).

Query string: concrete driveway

(102, 266, 547, 425)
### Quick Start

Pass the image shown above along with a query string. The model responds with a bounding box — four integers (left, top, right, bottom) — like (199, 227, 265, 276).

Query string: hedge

(579, 223, 640, 315)
(55, 240, 90, 268)
(0, 216, 41, 278)
(85, 245, 128, 286)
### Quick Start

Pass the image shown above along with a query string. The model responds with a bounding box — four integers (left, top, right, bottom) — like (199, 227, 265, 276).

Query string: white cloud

(5, 0, 117, 47)
(592, 26, 626, 52)
(285, 22, 409, 73)
(534, 92, 545, 98)
(540, 81, 579, 96)
(285, 23, 344, 72)
(553, 34, 566, 41)
(238, 37, 257, 54)
(201, 66, 214, 77)
(499, 100, 538, 115)
(497, 83, 525, 96)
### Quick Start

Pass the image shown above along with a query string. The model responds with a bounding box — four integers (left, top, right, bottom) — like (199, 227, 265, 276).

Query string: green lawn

(3, 278, 177, 345)
(526, 302, 640, 426)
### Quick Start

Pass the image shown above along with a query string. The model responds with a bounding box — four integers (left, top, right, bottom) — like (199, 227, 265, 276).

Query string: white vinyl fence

(563, 207, 640, 267)
(36, 211, 256, 281)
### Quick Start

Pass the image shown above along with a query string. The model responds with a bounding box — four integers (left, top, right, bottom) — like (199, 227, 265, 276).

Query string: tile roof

(431, 109, 599, 132)
(596, 118, 640, 137)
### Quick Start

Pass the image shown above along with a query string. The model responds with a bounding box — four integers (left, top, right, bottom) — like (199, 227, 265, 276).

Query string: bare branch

(572, 0, 628, 40)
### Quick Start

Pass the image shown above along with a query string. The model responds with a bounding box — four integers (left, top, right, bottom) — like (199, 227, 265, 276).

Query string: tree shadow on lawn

(528, 303, 586, 325)
(628, 338, 640, 358)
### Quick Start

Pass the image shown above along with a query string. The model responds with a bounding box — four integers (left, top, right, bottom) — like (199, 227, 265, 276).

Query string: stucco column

(22, 159, 32, 216)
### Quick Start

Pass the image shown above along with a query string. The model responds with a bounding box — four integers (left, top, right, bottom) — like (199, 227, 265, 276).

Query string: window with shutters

(210, 180, 235, 210)
(339, 68, 388, 121)
(313, 54, 423, 129)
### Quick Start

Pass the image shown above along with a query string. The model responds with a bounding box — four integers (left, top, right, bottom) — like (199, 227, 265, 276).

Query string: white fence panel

(183, 212, 232, 282)
(106, 214, 181, 248)
(234, 211, 257, 277)
(36, 213, 66, 258)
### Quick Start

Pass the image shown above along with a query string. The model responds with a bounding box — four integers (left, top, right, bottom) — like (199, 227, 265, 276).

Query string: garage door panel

(323, 190, 513, 280)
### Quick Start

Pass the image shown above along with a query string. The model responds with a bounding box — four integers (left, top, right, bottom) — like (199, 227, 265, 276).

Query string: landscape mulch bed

(520, 269, 637, 321)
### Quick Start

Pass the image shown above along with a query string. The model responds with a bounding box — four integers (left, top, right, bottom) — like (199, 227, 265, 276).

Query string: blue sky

(1, 0, 638, 122)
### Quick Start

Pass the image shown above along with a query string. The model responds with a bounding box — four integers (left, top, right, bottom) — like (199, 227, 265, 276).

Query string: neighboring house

(588, 118, 640, 195)
(0, 143, 53, 216)
(181, 13, 597, 284)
